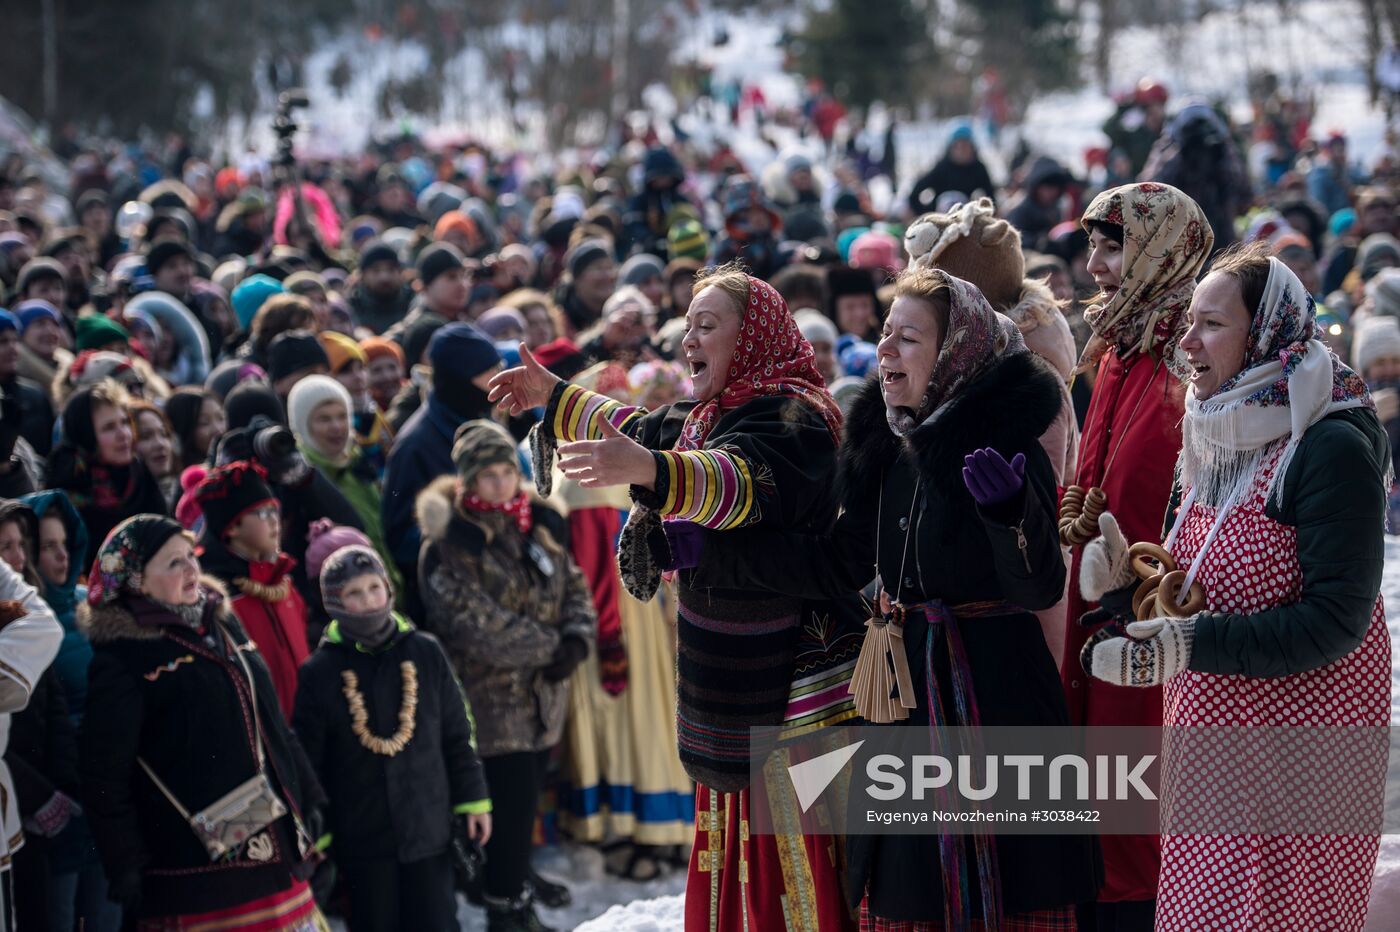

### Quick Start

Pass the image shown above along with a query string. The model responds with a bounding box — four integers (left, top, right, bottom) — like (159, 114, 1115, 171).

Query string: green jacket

(301, 442, 404, 596)
(1182, 408, 1390, 677)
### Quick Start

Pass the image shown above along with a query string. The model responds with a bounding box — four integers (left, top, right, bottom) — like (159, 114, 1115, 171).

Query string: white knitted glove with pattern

(1088, 615, 1196, 687)
(1079, 511, 1134, 601)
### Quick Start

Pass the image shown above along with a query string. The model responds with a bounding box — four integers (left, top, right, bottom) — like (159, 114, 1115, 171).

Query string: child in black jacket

(293, 544, 490, 932)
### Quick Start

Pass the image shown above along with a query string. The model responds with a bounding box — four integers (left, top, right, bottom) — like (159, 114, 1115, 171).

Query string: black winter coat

(293, 618, 490, 864)
(696, 353, 1101, 921)
(79, 582, 325, 918)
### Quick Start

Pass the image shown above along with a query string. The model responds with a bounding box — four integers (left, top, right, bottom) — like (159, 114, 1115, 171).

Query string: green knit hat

(75, 314, 130, 352)
(667, 218, 708, 262)
(451, 419, 518, 486)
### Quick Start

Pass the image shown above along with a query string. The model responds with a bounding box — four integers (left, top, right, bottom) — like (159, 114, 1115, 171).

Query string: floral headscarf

(676, 275, 842, 451)
(1177, 257, 1374, 509)
(87, 514, 188, 605)
(884, 271, 1028, 437)
(1077, 182, 1214, 377)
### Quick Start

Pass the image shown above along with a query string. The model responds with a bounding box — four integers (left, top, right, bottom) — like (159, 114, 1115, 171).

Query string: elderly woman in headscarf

(671, 266, 1100, 930)
(490, 261, 865, 932)
(1085, 243, 1391, 931)
(1062, 181, 1213, 929)
(78, 515, 326, 930)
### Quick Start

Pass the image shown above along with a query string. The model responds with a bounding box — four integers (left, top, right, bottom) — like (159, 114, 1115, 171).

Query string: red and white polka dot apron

(1156, 446, 1390, 931)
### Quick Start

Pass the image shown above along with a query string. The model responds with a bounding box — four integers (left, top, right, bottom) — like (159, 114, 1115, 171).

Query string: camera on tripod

(274, 89, 310, 170)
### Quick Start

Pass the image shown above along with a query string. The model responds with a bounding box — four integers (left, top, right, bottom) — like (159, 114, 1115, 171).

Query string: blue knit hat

(429, 322, 499, 380)
(0, 309, 17, 334)
(14, 299, 63, 333)
(230, 274, 284, 330)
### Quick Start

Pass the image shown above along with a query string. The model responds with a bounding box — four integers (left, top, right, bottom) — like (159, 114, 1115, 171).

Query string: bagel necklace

(341, 662, 418, 756)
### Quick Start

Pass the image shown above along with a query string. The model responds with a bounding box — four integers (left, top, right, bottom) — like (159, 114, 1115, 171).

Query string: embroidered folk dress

(1157, 444, 1390, 931)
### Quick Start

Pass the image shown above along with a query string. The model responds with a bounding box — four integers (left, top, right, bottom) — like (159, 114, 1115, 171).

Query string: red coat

(1060, 349, 1184, 903)
(227, 554, 310, 721)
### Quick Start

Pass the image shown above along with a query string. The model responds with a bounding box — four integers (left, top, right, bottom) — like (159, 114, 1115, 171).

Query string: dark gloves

(597, 635, 628, 697)
(962, 448, 1026, 507)
(108, 867, 143, 910)
(543, 635, 589, 682)
(653, 520, 705, 572)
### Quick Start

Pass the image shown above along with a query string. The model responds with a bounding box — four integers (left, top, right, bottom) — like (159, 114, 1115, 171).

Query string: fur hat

(904, 198, 1025, 310)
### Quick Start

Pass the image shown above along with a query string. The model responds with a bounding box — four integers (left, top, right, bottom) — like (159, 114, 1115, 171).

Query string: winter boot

(526, 864, 571, 908)
(485, 892, 557, 932)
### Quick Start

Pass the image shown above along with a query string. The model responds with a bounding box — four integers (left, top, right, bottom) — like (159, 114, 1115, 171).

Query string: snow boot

(526, 865, 571, 908)
(485, 892, 557, 932)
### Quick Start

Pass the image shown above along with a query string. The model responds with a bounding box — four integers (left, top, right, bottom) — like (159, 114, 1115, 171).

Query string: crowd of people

(0, 70, 1393, 932)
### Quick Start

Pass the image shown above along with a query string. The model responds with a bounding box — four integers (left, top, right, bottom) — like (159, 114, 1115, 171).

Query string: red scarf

(675, 275, 843, 452)
(463, 491, 533, 535)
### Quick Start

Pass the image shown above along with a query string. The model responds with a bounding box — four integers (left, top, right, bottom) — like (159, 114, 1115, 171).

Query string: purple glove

(661, 520, 705, 571)
(962, 448, 1026, 507)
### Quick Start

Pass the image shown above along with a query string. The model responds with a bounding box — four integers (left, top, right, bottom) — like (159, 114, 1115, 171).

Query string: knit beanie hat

(358, 238, 401, 271)
(848, 230, 904, 283)
(319, 330, 366, 374)
(206, 359, 267, 400)
(566, 239, 611, 280)
(319, 544, 395, 646)
(14, 299, 63, 332)
(416, 242, 465, 288)
(433, 211, 479, 248)
(224, 379, 286, 430)
(287, 375, 353, 457)
(268, 329, 330, 383)
(475, 307, 527, 341)
(903, 198, 1024, 310)
(75, 315, 130, 352)
(667, 219, 708, 262)
(1367, 267, 1400, 319)
(231, 274, 284, 330)
(0, 310, 17, 335)
(619, 253, 665, 286)
(1353, 316, 1400, 375)
(451, 418, 517, 484)
(193, 460, 278, 542)
(86, 514, 189, 605)
(793, 308, 838, 347)
(69, 350, 141, 392)
(1358, 234, 1400, 283)
(304, 519, 373, 580)
(360, 336, 405, 371)
(144, 237, 195, 277)
(429, 323, 500, 419)
(401, 316, 446, 369)
(16, 258, 65, 297)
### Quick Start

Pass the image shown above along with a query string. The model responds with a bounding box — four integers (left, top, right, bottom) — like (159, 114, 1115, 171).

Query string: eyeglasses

(251, 505, 280, 521)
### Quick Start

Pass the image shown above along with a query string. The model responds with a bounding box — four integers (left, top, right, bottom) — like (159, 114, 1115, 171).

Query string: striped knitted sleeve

(550, 383, 645, 441)
(652, 447, 757, 530)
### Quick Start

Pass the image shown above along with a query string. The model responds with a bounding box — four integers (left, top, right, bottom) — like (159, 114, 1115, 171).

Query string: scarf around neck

(1167, 258, 1375, 587)
(1076, 182, 1214, 378)
(462, 490, 533, 536)
(884, 271, 1028, 437)
(676, 275, 842, 452)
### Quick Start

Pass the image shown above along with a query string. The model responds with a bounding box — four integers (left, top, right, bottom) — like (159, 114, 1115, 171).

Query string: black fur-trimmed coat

(77, 579, 323, 919)
(695, 351, 1102, 921)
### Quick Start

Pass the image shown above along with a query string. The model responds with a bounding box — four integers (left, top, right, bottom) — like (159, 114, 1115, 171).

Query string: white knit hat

(286, 374, 354, 459)
(1366, 268, 1400, 319)
(793, 308, 838, 347)
(1352, 316, 1400, 377)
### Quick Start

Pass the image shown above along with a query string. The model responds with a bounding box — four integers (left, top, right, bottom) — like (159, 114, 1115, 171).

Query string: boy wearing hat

(14, 299, 73, 388)
(349, 239, 414, 336)
(145, 237, 196, 303)
(294, 543, 491, 932)
(194, 460, 309, 718)
(12, 257, 67, 311)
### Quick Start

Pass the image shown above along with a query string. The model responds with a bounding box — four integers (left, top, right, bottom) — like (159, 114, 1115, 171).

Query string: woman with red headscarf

(491, 261, 864, 931)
